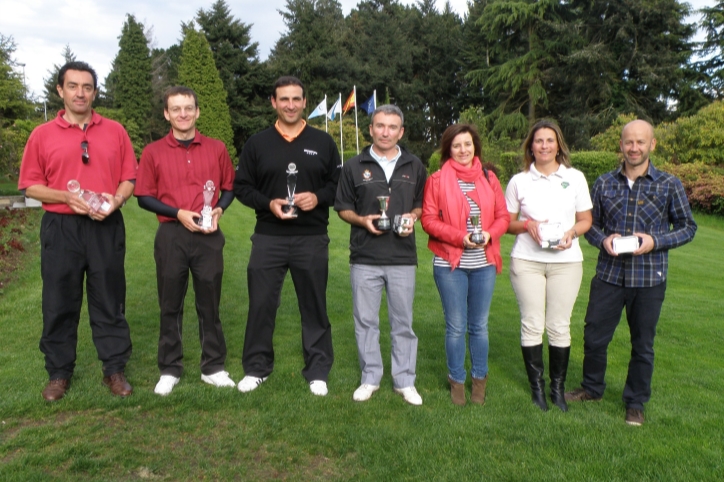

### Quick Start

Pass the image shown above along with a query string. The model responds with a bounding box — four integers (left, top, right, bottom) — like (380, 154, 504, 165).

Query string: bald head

(621, 119, 654, 140)
(620, 119, 656, 171)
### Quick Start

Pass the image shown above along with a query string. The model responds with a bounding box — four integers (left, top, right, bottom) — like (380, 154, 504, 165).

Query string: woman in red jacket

(421, 124, 510, 406)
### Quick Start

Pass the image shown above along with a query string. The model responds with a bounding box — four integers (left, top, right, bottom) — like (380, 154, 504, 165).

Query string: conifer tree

(109, 14, 153, 141)
(178, 25, 237, 159)
(196, 0, 272, 151)
(42, 45, 77, 115)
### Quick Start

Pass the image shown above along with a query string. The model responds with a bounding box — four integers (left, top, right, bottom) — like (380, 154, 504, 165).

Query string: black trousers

(581, 276, 667, 410)
(243, 233, 333, 381)
(39, 211, 132, 379)
(154, 222, 227, 377)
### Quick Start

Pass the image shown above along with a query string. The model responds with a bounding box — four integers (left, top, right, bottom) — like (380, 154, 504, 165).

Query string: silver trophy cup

(376, 195, 391, 231)
(283, 163, 299, 217)
(470, 215, 484, 244)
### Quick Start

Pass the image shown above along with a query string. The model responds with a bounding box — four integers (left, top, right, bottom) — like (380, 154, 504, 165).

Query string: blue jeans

(433, 264, 496, 383)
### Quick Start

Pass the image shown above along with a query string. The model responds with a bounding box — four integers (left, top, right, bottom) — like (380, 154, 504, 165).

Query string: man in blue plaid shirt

(565, 120, 696, 426)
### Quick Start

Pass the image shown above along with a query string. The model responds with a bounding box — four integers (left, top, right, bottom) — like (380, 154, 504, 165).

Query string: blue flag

(360, 93, 376, 114)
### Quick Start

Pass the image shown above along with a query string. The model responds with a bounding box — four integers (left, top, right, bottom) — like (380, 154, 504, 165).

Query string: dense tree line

(3, 0, 724, 168)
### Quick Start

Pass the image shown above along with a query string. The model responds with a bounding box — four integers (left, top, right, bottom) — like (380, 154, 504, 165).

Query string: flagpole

(354, 85, 359, 155)
(374, 89, 377, 110)
(338, 93, 343, 163)
(324, 94, 328, 133)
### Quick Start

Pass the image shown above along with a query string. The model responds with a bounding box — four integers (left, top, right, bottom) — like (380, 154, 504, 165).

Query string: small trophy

(197, 180, 215, 230)
(470, 215, 484, 244)
(538, 222, 565, 248)
(67, 179, 110, 213)
(283, 163, 298, 217)
(376, 195, 391, 231)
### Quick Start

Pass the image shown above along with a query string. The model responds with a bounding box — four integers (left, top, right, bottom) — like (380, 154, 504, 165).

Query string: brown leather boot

(448, 376, 466, 406)
(103, 372, 133, 397)
(42, 379, 70, 401)
(471, 376, 487, 405)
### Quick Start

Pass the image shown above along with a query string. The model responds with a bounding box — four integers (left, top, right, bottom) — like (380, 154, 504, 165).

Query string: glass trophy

(538, 222, 565, 248)
(283, 163, 299, 217)
(376, 195, 391, 231)
(470, 215, 484, 244)
(67, 179, 110, 213)
(197, 180, 215, 230)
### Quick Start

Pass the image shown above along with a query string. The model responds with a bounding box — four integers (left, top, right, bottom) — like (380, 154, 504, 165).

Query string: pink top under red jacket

(421, 163, 510, 273)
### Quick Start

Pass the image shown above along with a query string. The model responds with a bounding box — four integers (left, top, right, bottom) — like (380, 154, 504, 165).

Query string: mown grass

(0, 203, 722, 481)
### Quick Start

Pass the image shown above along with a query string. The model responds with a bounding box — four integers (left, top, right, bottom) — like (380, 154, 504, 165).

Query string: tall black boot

(521, 344, 548, 411)
(549, 345, 570, 412)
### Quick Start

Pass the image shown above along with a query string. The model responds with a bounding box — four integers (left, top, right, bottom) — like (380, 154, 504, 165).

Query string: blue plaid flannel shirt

(584, 163, 696, 288)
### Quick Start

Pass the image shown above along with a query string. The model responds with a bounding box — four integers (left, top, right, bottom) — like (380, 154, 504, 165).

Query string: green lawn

(1, 202, 722, 481)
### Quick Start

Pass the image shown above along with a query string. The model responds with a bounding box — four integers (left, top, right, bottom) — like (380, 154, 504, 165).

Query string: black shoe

(625, 408, 644, 426)
(549, 345, 570, 412)
(521, 345, 548, 411)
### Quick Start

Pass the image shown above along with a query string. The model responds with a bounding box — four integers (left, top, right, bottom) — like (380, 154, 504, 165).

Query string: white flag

(308, 98, 327, 119)
(328, 97, 342, 120)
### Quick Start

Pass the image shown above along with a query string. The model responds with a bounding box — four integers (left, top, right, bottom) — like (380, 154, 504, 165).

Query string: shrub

(427, 150, 441, 174)
(659, 162, 724, 216)
(570, 151, 620, 188)
(497, 152, 522, 184)
(0, 119, 42, 178)
(590, 113, 637, 153)
(656, 101, 724, 165)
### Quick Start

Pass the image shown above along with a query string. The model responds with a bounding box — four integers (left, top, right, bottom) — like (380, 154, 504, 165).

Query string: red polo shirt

(19, 110, 138, 215)
(135, 130, 235, 223)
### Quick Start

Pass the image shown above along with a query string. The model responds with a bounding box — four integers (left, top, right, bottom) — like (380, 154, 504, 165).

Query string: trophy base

(377, 219, 391, 231)
(471, 233, 484, 244)
(197, 214, 213, 230)
(282, 204, 299, 218)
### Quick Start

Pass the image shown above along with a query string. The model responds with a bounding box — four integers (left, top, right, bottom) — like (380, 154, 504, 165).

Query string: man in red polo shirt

(135, 86, 236, 396)
(19, 61, 136, 401)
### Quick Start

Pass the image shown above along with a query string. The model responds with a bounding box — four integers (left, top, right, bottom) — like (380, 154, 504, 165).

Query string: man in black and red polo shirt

(19, 61, 136, 401)
(135, 86, 236, 396)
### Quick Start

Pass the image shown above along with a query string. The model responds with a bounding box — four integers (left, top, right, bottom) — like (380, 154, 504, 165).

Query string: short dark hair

(58, 61, 98, 90)
(521, 119, 571, 171)
(163, 86, 198, 109)
(440, 124, 482, 163)
(272, 76, 305, 99)
(371, 104, 404, 126)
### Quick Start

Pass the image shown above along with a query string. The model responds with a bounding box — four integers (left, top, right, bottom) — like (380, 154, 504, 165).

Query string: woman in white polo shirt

(505, 120, 592, 412)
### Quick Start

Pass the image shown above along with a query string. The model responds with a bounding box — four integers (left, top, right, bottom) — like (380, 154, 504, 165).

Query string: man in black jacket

(234, 76, 341, 396)
(335, 105, 427, 405)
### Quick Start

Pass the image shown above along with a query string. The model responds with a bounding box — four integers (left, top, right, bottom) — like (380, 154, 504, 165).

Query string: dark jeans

(243, 233, 333, 382)
(581, 277, 666, 410)
(39, 211, 132, 379)
(154, 222, 227, 377)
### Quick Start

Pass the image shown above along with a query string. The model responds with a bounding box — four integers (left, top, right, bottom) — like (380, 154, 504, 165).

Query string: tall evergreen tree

(0, 34, 30, 123)
(269, 0, 353, 104)
(148, 44, 183, 140)
(178, 25, 237, 159)
(108, 14, 153, 141)
(700, 1, 724, 100)
(196, 0, 273, 151)
(561, 0, 696, 145)
(42, 45, 76, 115)
(466, 0, 572, 139)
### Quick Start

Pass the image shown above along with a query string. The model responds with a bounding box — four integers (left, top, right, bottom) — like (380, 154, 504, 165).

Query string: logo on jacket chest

(304, 149, 318, 156)
(363, 170, 372, 181)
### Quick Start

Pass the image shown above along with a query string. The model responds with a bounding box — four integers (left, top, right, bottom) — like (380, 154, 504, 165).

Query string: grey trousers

(350, 264, 418, 388)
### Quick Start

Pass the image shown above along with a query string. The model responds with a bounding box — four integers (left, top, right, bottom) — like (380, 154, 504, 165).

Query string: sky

(0, 0, 717, 98)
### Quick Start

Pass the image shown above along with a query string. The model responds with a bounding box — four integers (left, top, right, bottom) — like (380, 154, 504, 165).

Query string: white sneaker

(201, 370, 235, 388)
(395, 386, 423, 406)
(237, 375, 268, 393)
(309, 380, 328, 396)
(353, 384, 379, 402)
(154, 375, 180, 396)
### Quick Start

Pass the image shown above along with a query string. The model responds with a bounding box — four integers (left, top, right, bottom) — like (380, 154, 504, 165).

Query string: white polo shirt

(505, 163, 592, 263)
